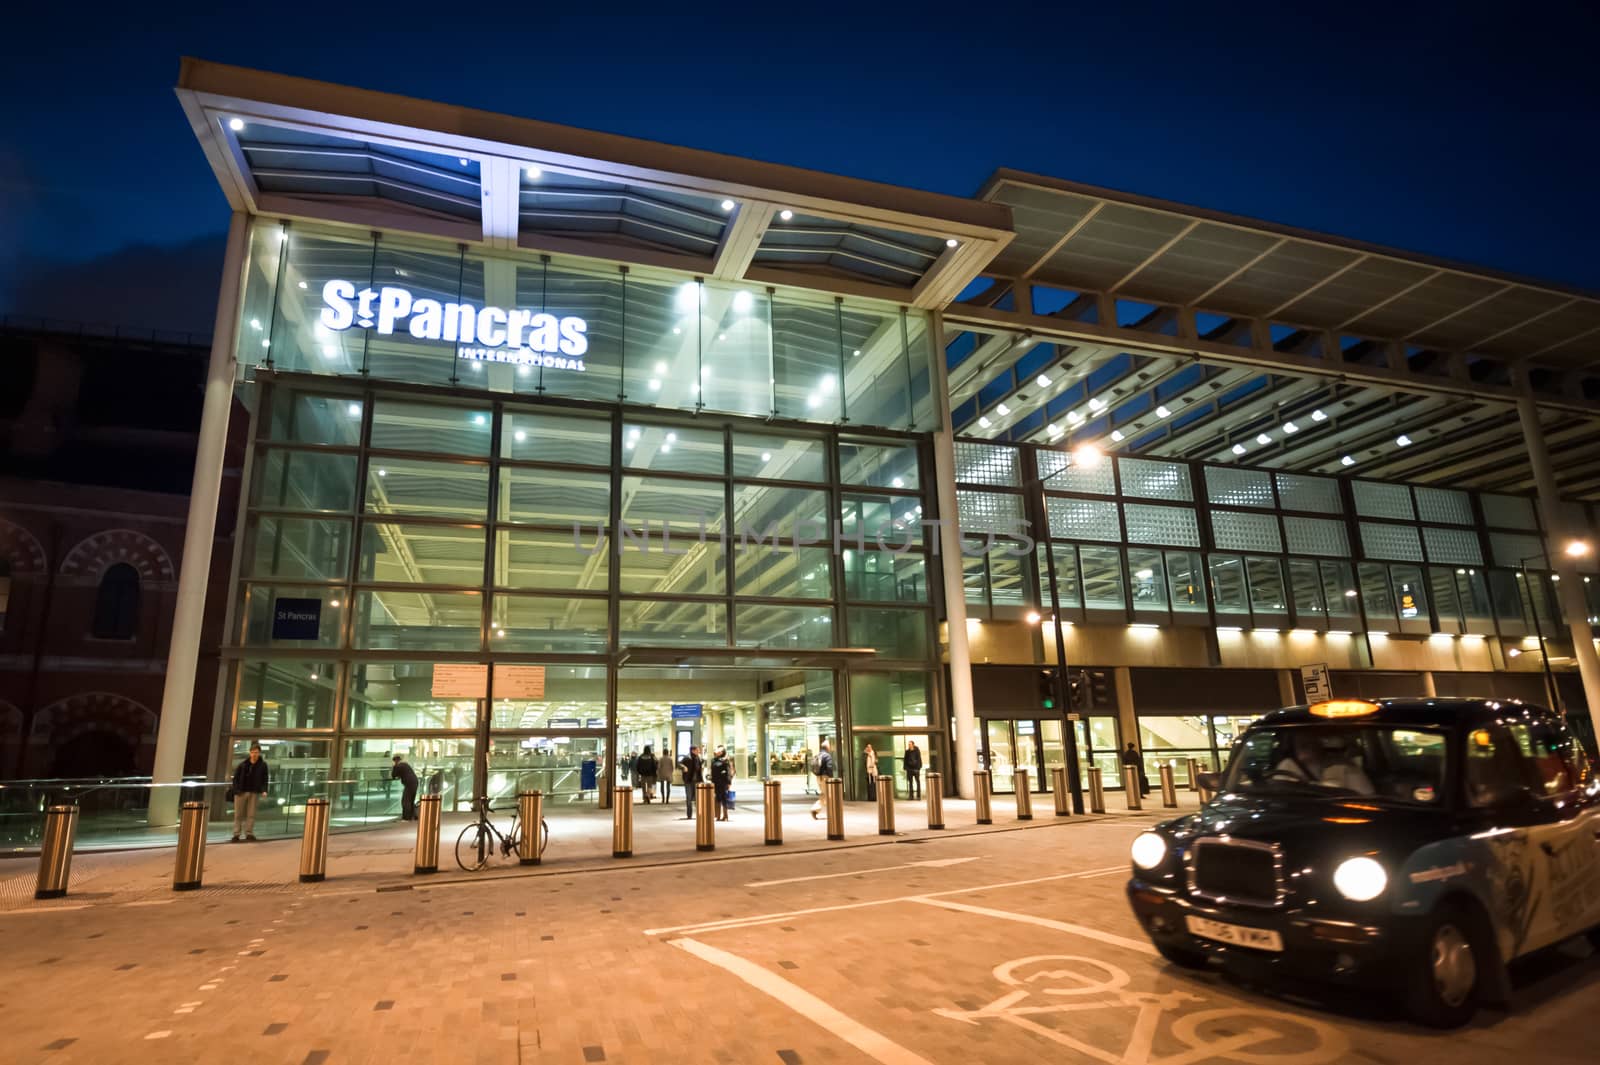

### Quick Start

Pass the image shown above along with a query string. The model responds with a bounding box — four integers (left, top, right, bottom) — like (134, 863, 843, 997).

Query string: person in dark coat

(903, 740, 924, 800)
(231, 743, 269, 841)
(810, 739, 835, 819)
(636, 746, 658, 803)
(392, 753, 419, 820)
(1121, 742, 1151, 797)
(680, 745, 705, 819)
(710, 746, 734, 821)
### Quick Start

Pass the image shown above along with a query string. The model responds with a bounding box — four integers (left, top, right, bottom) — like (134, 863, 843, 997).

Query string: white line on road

(746, 856, 979, 888)
(671, 937, 937, 1065)
(907, 897, 1156, 956)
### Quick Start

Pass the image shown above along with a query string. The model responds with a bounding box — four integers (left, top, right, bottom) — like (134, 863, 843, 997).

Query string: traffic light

(1088, 669, 1112, 710)
(1037, 669, 1056, 710)
(1068, 668, 1088, 712)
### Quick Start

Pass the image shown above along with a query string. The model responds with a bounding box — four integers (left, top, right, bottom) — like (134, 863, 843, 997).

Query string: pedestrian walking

(864, 742, 879, 801)
(681, 745, 705, 819)
(810, 739, 835, 819)
(391, 753, 419, 820)
(659, 739, 673, 803)
(230, 742, 269, 841)
(904, 740, 924, 800)
(711, 746, 734, 821)
(636, 745, 658, 803)
(1121, 742, 1151, 797)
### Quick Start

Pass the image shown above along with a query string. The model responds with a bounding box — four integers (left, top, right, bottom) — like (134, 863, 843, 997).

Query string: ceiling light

(377, 468, 387, 478)
(720, 199, 735, 211)
(1311, 409, 1327, 422)
(1067, 410, 1083, 424)
(1564, 540, 1591, 558)
(347, 403, 361, 417)
(1134, 569, 1154, 580)
(779, 209, 794, 221)
(760, 451, 772, 462)
(648, 378, 661, 391)
(1155, 405, 1172, 418)
(1088, 397, 1106, 411)
(732, 289, 754, 313)
(1024, 611, 1041, 624)
(1344, 589, 1357, 598)
(298, 281, 308, 290)
(654, 361, 667, 374)
(525, 166, 541, 179)
(1036, 374, 1051, 388)
(1282, 421, 1299, 434)
(996, 403, 1011, 416)
(473, 414, 486, 426)
(891, 477, 904, 488)
(1110, 430, 1125, 442)
(1071, 443, 1103, 468)
(1047, 422, 1063, 436)
(459, 157, 470, 166)
(1232, 443, 1247, 455)
(806, 393, 821, 409)
(819, 374, 836, 394)
(946, 238, 959, 248)
(1256, 433, 1271, 445)
(978, 416, 992, 429)
(1340, 454, 1355, 466)
(228, 118, 244, 131)
(1396, 434, 1412, 447)
(665, 432, 677, 443)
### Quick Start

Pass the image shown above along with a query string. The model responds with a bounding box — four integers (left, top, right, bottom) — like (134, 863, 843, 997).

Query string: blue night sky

(2, 1, 1596, 334)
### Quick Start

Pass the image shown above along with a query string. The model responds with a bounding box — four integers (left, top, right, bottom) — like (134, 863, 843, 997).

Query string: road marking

(123, 899, 174, 907)
(672, 937, 937, 1065)
(644, 864, 1125, 936)
(907, 897, 1157, 956)
(746, 856, 979, 888)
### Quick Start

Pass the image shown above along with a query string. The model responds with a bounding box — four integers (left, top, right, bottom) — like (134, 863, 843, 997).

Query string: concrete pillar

(930, 313, 979, 799)
(150, 212, 251, 828)
(1113, 666, 1138, 748)
(1420, 670, 1437, 698)
(1518, 395, 1600, 736)
(1276, 669, 1297, 707)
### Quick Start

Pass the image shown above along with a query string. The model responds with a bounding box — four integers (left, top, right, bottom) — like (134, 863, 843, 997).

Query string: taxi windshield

(1224, 724, 1449, 805)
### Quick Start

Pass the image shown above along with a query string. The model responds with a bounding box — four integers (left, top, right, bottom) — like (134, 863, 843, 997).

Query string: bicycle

(455, 795, 548, 872)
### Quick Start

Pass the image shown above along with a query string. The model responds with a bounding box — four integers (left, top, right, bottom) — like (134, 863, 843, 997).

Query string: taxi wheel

(1156, 941, 1209, 970)
(1405, 903, 1481, 1028)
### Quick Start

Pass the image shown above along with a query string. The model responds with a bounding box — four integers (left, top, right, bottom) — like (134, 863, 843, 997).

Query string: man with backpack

(635, 745, 658, 803)
(680, 745, 705, 819)
(710, 746, 734, 821)
(810, 738, 835, 820)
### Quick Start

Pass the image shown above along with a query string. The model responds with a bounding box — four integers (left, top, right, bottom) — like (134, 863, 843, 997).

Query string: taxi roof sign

(1308, 699, 1381, 719)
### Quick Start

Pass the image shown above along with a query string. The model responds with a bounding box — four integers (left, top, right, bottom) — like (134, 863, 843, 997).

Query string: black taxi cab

(1125, 698, 1600, 1027)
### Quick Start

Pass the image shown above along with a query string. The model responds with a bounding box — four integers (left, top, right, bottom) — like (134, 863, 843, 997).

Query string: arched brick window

(92, 563, 141, 640)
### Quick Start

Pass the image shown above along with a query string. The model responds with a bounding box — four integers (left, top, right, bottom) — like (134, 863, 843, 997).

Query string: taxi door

(1508, 718, 1600, 954)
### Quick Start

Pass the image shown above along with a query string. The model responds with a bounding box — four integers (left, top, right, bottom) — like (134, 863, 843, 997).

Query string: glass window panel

(847, 607, 929, 659)
(232, 660, 338, 730)
(365, 457, 488, 520)
(1489, 570, 1527, 629)
(1274, 473, 1341, 514)
(1038, 543, 1081, 609)
(1360, 521, 1424, 561)
(1039, 449, 1114, 495)
(358, 522, 485, 586)
(1455, 569, 1493, 631)
(904, 311, 937, 433)
(1321, 561, 1359, 619)
(1246, 556, 1288, 618)
(500, 408, 611, 466)
(247, 516, 353, 581)
(1283, 516, 1350, 557)
(361, 242, 481, 388)
(735, 603, 835, 648)
(841, 304, 912, 430)
(841, 494, 924, 548)
(238, 222, 286, 369)
(1353, 480, 1415, 520)
(1415, 486, 1473, 525)
(734, 484, 830, 548)
(496, 527, 608, 592)
(1166, 551, 1206, 612)
(731, 431, 826, 482)
(1393, 564, 1428, 620)
(1490, 532, 1546, 568)
(839, 439, 919, 490)
(843, 548, 928, 603)
(346, 661, 479, 730)
(699, 284, 772, 419)
(1430, 566, 1462, 628)
(225, 739, 335, 831)
(1079, 546, 1125, 611)
(351, 589, 482, 650)
(1287, 558, 1323, 619)
(987, 551, 1028, 608)
(772, 294, 842, 423)
(850, 671, 930, 728)
(1205, 466, 1274, 508)
(622, 422, 723, 475)
(622, 273, 698, 408)
(618, 477, 725, 596)
(1122, 503, 1200, 547)
(500, 467, 610, 526)
(1359, 562, 1397, 629)
(370, 398, 491, 456)
(1423, 526, 1483, 565)
(1127, 549, 1167, 611)
(240, 584, 346, 648)
(1481, 493, 1537, 530)
(958, 489, 1025, 536)
(954, 441, 1021, 487)
(965, 549, 989, 609)
(1211, 510, 1282, 553)
(525, 262, 624, 404)
(618, 597, 727, 644)
(736, 541, 832, 599)
(1045, 497, 1120, 541)
(1117, 458, 1192, 501)
(490, 594, 607, 652)
(267, 390, 365, 446)
(341, 738, 476, 817)
(258, 230, 367, 377)
(253, 449, 358, 512)
(488, 663, 607, 729)
(1209, 555, 1248, 613)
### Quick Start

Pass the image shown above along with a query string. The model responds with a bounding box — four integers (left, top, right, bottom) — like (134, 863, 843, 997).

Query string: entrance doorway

(980, 714, 1122, 794)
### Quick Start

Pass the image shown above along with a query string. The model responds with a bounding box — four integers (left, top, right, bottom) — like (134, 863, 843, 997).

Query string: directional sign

(1300, 662, 1332, 702)
(671, 703, 703, 719)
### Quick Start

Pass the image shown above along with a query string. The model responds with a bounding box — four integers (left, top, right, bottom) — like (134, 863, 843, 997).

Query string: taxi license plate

(1185, 916, 1283, 952)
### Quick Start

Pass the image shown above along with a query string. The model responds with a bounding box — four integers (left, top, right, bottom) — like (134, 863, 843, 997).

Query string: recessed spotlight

(228, 118, 244, 132)
(760, 451, 772, 462)
(1256, 433, 1271, 445)
(1088, 397, 1106, 411)
(946, 238, 959, 248)
(1311, 409, 1327, 422)
(654, 361, 667, 374)
(459, 157, 470, 166)
(1155, 405, 1171, 418)
(298, 280, 308, 290)
(1047, 422, 1063, 436)
(996, 403, 1011, 416)
(1396, 434, 1412, 447)
(1067, 410, 1083, 424)
(473, 414, 486, 426)
(720, 199, 735, 211)
(1282, 421, 1299, 434)
(648, 378, 661, 391)
(1232, 443, 1247, 455)
(1111, 430, 1124, 442)
(977, 416, 992, 429)
(891, 477, 904, 488)
(525, 166, 541, 179)
(377, 468, 387, 478)
(514, 430, 527, 443)
(1340, 454, 1355, 466)
(1036, 374, 1051, 388)
(779, 209, 794, 221)
(347, 403, 361, 417)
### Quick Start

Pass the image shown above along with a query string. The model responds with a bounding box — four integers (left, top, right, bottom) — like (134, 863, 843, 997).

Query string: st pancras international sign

(318, 281, 589, 371)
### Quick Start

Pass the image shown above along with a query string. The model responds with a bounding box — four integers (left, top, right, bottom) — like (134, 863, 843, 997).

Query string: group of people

(622, 745, 737, 820)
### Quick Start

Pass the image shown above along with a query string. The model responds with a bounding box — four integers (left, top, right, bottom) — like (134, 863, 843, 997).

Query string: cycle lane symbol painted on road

(933, 954, 1349, 1065)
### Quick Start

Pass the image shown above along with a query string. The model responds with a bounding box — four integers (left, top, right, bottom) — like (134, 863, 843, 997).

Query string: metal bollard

(974, 770, 993, 825)
(1198, 775, 1217, 805)
(876, 775, 895, 836)
(1051, 766, 1071, 816)
(299, 797, 330, 883)
(1088, 766, 1106, 813)
(518, 790, 543, 865)
(824, 777, 844, 841)
(612, 785, 633, 858)
(173, 801, 208, 891)
(763, 779, 783, 845)
(1015, 769, 1034, 820)
(1186, 757, 1202, 792)
(413, 793, 441, 874)
(1159, 763, 1178, 808)
(925, 771, 944, 829)
(696, 782, 715, 851)
(34, 805, 79, 900)
(1124, 767, 1144, 810)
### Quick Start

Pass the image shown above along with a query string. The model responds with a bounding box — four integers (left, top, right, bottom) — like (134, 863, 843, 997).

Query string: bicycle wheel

(455, 821, 493, 872)
(540, 817, 550, 857)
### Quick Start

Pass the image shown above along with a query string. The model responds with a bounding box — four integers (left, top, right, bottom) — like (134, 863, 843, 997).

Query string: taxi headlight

(1130, 831, 1168, 870)
(1332, 856, 1387, 901)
